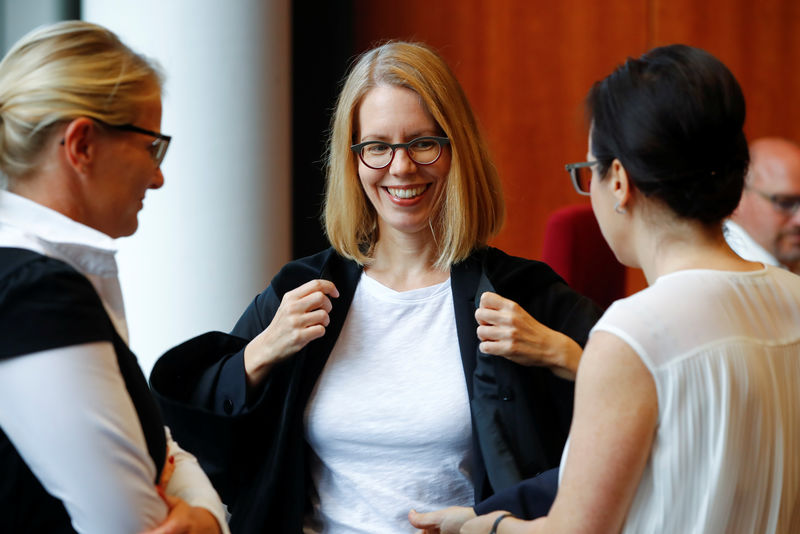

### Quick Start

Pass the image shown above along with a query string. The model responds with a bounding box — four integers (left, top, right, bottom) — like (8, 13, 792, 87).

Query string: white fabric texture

(589, 265, 800, 534)
(724, 219, 783, 268)
(303, 272, 474, 534)
(0, 190, 229, 533)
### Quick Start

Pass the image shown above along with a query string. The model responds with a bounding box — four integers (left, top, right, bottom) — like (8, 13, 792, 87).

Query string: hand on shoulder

(243, 279, 339, 387)
(475, 291, 581, 379)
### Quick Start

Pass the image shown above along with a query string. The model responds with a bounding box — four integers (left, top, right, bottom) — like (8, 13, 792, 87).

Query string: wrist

(548, 333, 579, 380)
(490, 512, 514, 534)
(243, 342, 274, 388)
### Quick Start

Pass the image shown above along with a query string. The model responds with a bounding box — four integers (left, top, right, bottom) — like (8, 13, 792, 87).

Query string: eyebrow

(359, 130, 439, 142)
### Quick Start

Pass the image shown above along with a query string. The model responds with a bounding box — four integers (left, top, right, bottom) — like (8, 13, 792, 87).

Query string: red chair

(541, 204, 626, 309)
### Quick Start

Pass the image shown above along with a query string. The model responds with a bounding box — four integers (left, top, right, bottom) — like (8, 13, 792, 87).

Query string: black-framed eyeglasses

(61, 120, 172, 167)
(351, 136, 450, 170)
(747, 187, 800, 215)
(107, 123, 171, 168)
(565, 160, 599, 196)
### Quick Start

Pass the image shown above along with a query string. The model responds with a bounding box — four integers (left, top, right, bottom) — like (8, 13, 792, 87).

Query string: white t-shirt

(303, 272, 474, 533)
(582, 265, 800, 533)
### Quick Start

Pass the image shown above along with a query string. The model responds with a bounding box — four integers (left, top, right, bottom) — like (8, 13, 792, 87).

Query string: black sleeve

(474, 467, 559, 519)
(149, 284, 294, 507)
(197, 286, 283, 415)
(230, 285, 282, 340)
(535, 280, 602, 348)
(151, 284, 282, 417)
(0, 255, 114, 359)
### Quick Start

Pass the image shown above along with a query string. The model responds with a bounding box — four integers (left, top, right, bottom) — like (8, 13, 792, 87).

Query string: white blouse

(588, 265, 800, 533)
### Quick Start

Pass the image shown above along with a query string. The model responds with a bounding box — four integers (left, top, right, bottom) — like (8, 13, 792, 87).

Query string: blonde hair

(323, 41, 504, 269)
(0, 20, 163, 180)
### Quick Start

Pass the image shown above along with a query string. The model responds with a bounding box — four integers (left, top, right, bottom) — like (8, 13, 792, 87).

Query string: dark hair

(587, 44, 749, 223)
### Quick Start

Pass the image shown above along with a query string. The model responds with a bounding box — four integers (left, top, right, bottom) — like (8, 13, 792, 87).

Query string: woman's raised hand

(244, 279, 339, 386)
(475, 292, 581, 379)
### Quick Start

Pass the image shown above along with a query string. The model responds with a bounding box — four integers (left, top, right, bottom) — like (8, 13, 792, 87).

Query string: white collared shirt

(723, 219, 784, 268)
(0, 190, 128, 339)
(0, 190, 229, 533)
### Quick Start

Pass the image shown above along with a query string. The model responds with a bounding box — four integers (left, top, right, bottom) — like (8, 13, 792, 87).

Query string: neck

(11, 170, 86, 223)
(634, 216, 760, 284)
(365, 227, 449, 291)
(8, 134, 88, 224)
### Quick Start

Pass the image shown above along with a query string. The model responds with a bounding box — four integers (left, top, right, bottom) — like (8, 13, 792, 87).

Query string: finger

(302, 308, 331, 328)
(479, 291, 512, 310)
(408, 509, 440, 528)
(295, 291, 334, 315)
(161, 493, 181, 509)
(143, 495, 188, 534)
(140, 515, 177, 534)
(317, 294, 334, 314)
(293, 279, 339, 299)
(475, 307, 505, 327)
(292, 324, 327, 347)
(479, 339, 511, 356)
(476, 324, 507, 343)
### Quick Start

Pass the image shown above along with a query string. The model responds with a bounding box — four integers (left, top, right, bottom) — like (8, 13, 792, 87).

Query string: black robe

(151, 246, 601, 533)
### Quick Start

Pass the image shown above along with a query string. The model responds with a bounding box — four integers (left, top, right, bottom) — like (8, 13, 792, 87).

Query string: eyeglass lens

(572, 166, 592, 194)
(360, 138, 443, 169)
(149, 139, 169, 167)
(750, 188, 800, 215)
(769, 195, 800, 215)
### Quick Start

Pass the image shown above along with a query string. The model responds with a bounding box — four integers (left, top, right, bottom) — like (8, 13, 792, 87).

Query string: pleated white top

(591, 265, 800, 533)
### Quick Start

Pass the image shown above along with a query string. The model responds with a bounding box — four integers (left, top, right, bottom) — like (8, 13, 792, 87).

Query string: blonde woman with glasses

(151, 41, 602, 533)
(0, 21, 227, 534)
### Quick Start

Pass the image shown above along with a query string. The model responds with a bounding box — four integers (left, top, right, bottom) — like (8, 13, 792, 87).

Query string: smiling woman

(352, 85, 451, 245)
(150, 41, 602, 533)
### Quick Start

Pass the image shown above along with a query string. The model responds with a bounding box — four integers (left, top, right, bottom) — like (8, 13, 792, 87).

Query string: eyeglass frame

(350, 136, 450, 170)
(106, 122, 171, 168)
(59, 119, 172, 168)
(564, 160, 600, 196)
(746, 186, 800, 216)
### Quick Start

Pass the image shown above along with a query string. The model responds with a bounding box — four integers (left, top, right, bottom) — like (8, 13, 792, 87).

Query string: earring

(614, 201, 627, 214)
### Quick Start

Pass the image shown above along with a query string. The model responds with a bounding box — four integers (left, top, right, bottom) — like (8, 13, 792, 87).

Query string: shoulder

(0, 247, 99, 302)
(270, 247, 359, 296)
(0, 247, 113, 358)
(480, 246, 564, 291)
(766, 264, 800, 289)
(477, 247, 602, 340)
(235, 248, 359, 334)
(479, 246, 593, 307)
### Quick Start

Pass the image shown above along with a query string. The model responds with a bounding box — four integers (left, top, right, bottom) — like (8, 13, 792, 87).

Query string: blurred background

(2, 0, 799, 373)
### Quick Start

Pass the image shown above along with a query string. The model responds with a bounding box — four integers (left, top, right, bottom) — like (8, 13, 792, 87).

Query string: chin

(113, 220, 140, 239)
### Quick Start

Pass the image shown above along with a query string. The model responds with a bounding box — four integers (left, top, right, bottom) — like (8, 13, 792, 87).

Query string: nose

(790, 207, 800, 225)
(390, 147, 417, 175)
(150, 168, 165, 190)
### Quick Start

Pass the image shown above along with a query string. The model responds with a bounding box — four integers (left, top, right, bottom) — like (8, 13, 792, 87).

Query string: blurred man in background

(726, 137, 800, 274)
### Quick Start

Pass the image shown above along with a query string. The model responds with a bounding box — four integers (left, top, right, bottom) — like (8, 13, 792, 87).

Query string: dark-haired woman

(417, 44, 800, 534)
